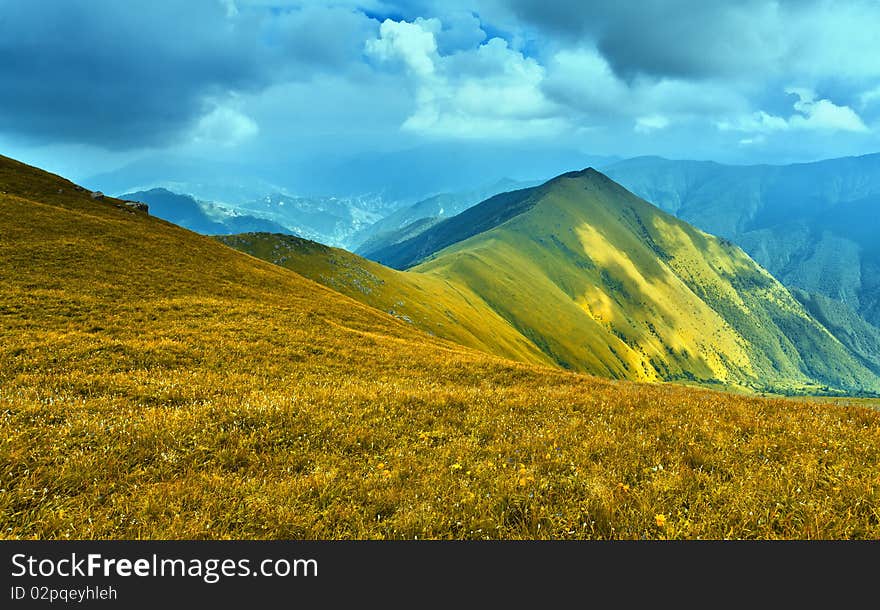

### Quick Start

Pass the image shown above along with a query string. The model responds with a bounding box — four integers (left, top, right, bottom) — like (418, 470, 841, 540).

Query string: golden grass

(1, 155, 879, 539)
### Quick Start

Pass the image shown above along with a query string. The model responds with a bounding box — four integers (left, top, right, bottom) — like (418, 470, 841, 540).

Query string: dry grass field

(2, 155, 879, 539)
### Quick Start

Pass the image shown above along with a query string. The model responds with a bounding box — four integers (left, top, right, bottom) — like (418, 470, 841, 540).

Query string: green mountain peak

(228, 166, 880, 395)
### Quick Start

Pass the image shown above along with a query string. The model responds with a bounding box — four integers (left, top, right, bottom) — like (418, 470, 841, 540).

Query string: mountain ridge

(229, 166, 880, 395)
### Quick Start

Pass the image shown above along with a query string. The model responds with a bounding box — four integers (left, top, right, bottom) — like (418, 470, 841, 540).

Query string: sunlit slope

(3, 154, 880, 540)
(412, 170, 880, 393)
(220, 234, 638, 379)
(215, 233, 552, 367)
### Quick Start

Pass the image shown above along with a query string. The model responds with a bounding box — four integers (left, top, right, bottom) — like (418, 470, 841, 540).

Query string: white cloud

(786, 88, 868, 132)
(365, 19, 438, 77)
(366, 19, 566, 139)
(718, 88, 868, 135)
(634, 115, 670, 134)
(738, 135, 766, 146)
(192, 104, 259, 147)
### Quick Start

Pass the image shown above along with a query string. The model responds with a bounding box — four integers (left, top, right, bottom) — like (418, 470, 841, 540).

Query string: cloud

(191, 104, 259, 147)
(859, 86, 880, 109)
(541, 48, 749, 129)
(274, 6, 380, 71)
(500, 0, 785, 78)
(635, 115, 670, 134)
(367, 18, 565, 139)
(434, 12, 487, 53)
(719, 89, 868, 134)
(3, 0, 880, 169)
(499, 0, 880, 83)
(786, 88, 868, 133)
(0, 0, 376, 149)
(366, 19, 439, 77)
(738, 135, 766, 147)
(220, 0, 239, 18)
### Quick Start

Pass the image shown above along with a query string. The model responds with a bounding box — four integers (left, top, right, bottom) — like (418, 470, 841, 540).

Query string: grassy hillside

(215, 233, 552, 368)
(366, 185, 546, 269)
(793, 288, 880, 377)
(423, 170, 880, 394)
(3, 153, 880, 540)
(604, 154, 880, 332)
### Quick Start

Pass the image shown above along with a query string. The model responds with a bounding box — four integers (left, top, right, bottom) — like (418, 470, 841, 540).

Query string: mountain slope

(792, 288, 880, 377)
(366, 185, 547, 270)
(3, 153, 880, 540)
(235, 168, 880, 395)
(215, 233, 552, 368)
(411, 169, 879, 393)
(604, 154, 880, 328)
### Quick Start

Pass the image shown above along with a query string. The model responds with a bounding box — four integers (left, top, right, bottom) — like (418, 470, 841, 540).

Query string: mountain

(121, 188, 293, 236)
(352, 178, 538, 254)
(354, 217, 440, 259)
(228, 168, 880, 395)
(4, 152, 880, 540)
(228, 192, 393, 248)
(603, 154, 880, 329)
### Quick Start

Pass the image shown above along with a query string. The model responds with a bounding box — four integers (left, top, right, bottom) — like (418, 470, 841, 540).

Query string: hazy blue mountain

(227, 192, 395, 248)
(88, 156, 402, 247)
(121, 189, 292, 236)
(355, 217, 441, 258)
(604, 154, 880, 328)
(365, 184, 546, 270)
(111, 177, 398, 247)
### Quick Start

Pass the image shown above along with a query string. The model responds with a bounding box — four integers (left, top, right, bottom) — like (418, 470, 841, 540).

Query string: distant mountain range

(121, 188, 293, 235)
(85, 148, 619, 248)
(222, 168, 880, 395)
(120, 187, 398, 246)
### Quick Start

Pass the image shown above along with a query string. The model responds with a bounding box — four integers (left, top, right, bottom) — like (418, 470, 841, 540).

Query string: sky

(2, 0, 880, 184)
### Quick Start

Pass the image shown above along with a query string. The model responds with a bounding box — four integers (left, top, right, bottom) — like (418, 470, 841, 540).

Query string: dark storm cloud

(503, 0, 785, 79)
(2, 0, 878, 171)
(0, 0, 375, 149)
